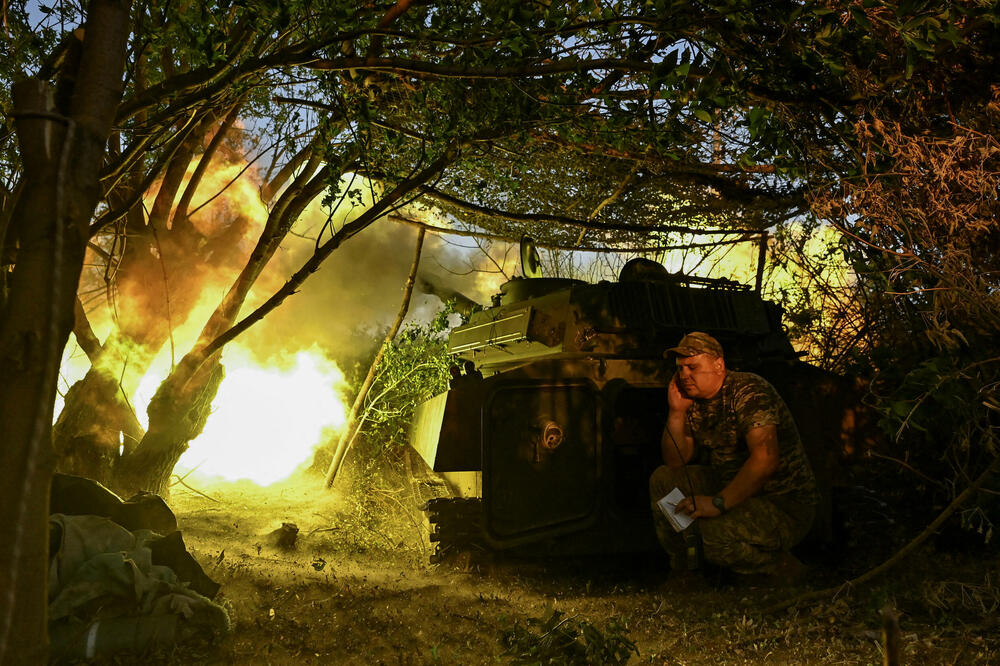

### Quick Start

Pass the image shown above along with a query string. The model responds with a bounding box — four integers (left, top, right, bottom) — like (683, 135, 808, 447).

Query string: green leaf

(693, 108, 713, 123)
(662, 49, 678, 72)
(906, 36, 934, 52)
(850, 6, 872, 31)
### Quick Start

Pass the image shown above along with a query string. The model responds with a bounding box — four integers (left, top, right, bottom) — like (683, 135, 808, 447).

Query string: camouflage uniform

(650, 371, 818, 575)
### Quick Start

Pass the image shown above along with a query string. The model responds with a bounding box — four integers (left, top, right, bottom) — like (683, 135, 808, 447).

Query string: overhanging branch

(388, 213, 762, 253)
(418, 184, 760, 236)
(305, 56, 657, 80)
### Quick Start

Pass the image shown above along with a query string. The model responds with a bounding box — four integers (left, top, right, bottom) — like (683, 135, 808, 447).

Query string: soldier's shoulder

(729, 371, 777, 396)
(729, 372, 783, 411)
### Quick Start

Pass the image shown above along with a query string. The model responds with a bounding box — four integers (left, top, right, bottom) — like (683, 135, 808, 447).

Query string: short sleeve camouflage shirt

(685, 371, 818, 502)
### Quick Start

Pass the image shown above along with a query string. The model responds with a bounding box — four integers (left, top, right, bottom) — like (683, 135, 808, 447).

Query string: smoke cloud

(237, 200, 510, 367)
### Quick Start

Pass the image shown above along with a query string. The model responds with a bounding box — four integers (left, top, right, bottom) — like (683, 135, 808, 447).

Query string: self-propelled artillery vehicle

(409, 253, 855, 564)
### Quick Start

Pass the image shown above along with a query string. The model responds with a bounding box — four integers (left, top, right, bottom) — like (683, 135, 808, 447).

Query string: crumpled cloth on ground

(48, 513, 229, 637)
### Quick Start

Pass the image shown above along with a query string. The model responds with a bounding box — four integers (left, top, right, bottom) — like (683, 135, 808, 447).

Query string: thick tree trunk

(52, 282, 194, 476)
(0, 3, 129, 662)
(112, 359, 225, 497)
(52, 370, 139, 485)
(0, 80, 74, 666)
(53, 320, 173, 481)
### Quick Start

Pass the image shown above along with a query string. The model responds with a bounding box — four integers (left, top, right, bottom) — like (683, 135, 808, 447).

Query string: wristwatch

(712, 495, 727, 514)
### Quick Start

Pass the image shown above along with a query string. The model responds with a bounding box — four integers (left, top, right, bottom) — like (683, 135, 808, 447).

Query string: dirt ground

(95, 471, 1000, 665)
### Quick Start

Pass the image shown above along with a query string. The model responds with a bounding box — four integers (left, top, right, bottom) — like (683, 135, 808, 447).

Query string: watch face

(712, 496, 725, 512)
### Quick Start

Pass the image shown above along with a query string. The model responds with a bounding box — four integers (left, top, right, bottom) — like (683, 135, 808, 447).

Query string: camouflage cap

(664, 331, 724, 359)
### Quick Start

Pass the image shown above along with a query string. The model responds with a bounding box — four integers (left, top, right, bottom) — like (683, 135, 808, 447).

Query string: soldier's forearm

(719, 453, 777, 510)
(662, 414, 693, 467)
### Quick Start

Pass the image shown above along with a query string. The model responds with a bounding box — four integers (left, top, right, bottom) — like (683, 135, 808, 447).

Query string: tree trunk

(53, 303, 184, 482)
(52, 370, 139, 485)
(0, 3, 129, 662)
(51, 232, 213, 481)
(112, 359, 225, 497)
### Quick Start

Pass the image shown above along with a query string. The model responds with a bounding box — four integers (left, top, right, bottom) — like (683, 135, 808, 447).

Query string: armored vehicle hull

(411, 266, 858, 563)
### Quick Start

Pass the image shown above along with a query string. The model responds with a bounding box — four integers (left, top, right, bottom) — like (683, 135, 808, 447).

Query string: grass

(74, 465, 1000, 665)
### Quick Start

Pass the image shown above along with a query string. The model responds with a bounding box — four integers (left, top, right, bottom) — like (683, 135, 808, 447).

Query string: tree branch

(305, 55, 657, 79)
(388, 213, 762, 253)
(171, 99, 244, 232)
(324, 226, 425, 489)
(72, 297, 103, 363)
(418, 184, 760, 236)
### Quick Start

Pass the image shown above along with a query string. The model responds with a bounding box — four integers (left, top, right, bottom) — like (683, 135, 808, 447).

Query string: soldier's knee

(700, 518, 739, 551)
(701, 540, 741, 568)
(699, 523, 750, 568)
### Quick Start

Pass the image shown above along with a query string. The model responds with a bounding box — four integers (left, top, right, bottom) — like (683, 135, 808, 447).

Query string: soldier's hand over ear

(668, 374, 694, 412)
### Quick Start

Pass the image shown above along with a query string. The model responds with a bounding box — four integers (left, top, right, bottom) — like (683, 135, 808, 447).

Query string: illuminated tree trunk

(51, 370, 143, 484)
(52, 219, 247, 486)
(325, 227, 425, 489)
(111, 359, 225, 497)
(0, 2, 129, 661)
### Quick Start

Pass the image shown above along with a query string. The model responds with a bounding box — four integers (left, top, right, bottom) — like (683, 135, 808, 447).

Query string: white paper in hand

(656, 487, 694, 532)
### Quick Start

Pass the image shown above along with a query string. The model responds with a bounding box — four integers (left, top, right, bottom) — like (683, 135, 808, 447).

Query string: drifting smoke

(236, 197, 508, 365)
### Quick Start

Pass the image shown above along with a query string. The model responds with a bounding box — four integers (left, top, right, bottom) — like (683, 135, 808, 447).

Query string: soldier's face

(675, 353, 725, 399)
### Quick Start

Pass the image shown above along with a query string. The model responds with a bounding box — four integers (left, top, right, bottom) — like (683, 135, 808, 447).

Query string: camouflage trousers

(649, 465, 814, 575)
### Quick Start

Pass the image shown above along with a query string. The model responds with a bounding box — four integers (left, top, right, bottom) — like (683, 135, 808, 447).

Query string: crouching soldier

(650, 332, 818, 581)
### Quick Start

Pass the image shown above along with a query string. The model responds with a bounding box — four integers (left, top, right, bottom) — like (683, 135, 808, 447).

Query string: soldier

(650, 331, 818, 581)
